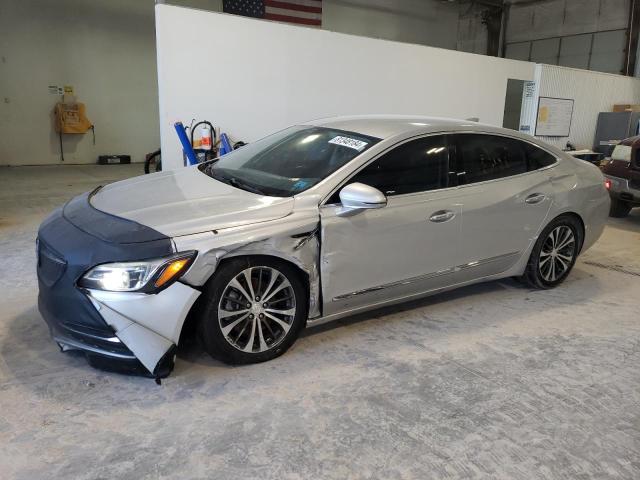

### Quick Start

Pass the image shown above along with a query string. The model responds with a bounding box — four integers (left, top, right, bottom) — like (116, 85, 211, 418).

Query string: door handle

(525, 193, 546, 204)
(429, 210, 456, 223)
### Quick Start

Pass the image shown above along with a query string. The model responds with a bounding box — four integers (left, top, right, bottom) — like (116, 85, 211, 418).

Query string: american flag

(223, 0, 322, 27)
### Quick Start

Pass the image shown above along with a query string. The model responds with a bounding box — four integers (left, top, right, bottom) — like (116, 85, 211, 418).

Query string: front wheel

(198, 257, 307, 365)
(521, 215, 582, 289)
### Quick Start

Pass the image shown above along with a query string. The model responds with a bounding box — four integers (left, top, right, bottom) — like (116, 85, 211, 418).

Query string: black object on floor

(98, 154, 131, 165)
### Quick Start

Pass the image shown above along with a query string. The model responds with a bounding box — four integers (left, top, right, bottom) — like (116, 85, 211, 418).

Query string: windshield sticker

(329, 136, 368, 151)
(292, 180, 310, 191)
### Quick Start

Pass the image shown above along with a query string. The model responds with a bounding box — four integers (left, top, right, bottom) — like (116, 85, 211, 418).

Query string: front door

(319, 134, 463, 316)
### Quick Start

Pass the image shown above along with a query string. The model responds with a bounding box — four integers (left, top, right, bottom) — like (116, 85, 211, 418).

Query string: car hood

(90, 166, 294, 237)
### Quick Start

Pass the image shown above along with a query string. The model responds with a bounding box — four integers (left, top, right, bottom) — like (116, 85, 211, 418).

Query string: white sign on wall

(519, 80, 537, 134)
(535, 97, 574, 137)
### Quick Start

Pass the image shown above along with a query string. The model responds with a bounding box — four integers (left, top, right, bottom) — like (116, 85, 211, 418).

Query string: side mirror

(339, 182, 387, 212)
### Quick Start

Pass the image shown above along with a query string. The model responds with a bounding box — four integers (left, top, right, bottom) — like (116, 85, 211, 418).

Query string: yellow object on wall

(54, 101, 92, 134)
(537, 106, 549, 123)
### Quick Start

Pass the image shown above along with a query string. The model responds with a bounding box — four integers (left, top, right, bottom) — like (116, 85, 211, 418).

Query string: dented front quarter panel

(174, 200, 323, 319)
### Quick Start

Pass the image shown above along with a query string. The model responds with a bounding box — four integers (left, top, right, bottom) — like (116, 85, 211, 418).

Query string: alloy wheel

(217, 266, 296, 353)
(538, 225, 576, 282)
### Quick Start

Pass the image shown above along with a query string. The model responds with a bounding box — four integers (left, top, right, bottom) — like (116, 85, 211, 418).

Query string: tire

(609, 197, 631, 218)
(198, 257, 307, 365)
(521, 215, 583, 289)
(144, 150, 162, 174)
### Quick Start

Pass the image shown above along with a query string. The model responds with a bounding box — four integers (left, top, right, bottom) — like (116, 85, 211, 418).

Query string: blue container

(174, 122, 198, 166)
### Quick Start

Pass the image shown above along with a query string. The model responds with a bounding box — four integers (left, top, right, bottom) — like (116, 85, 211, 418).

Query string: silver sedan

(36, 116, 610, 378)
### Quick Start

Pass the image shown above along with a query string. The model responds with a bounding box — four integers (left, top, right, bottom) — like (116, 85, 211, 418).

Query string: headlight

(78, 251, 196, 293)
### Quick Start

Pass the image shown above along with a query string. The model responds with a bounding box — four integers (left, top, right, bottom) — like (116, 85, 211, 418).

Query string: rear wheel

(198, 257, 307, 364)
(522, 215, 582, 289)
(609, 197, 631, 218)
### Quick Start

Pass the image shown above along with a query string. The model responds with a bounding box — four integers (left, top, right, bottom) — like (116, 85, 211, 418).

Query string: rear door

(452, 133, 556, 282)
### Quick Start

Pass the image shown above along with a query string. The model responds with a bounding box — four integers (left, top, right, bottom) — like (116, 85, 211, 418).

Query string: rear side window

(347, 135, 450, 196)
(525, 143, 557, 169)
(455, 134, 556, 184)
(456, 134, 527, 184)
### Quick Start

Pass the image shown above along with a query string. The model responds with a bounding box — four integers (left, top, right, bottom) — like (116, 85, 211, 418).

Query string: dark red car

(602, 135, 640, 217)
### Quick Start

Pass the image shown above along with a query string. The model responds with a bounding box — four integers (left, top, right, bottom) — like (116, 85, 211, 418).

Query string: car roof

(304, 114, 511, 140)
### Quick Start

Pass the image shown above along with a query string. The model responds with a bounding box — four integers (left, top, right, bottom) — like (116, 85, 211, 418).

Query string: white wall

(0, 0, 484, 166)
(156, 5, 535, 170)
(0, 0, 161, 166)
(0, 0, 223, 166)
(523, 64, 640, 150)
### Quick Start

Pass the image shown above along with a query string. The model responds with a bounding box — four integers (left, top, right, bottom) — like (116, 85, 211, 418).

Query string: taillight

(604, 179, 612, 190)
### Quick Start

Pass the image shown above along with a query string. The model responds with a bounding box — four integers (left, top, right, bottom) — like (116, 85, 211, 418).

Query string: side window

(456, 134, 527, 184)
(336, 135, 450, 200)
(525, 143, 557, 170)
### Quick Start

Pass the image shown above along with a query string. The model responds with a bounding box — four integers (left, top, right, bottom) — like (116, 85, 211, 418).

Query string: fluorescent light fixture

(300, 134, 320, 144)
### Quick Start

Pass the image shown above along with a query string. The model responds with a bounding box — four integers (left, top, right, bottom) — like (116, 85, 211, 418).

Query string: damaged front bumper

(39, 281, 199, 378)
(85, 284, 199, 375)
(36, 192, 199, 378)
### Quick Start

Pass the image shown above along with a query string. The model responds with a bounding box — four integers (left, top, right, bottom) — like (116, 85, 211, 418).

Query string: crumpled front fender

(175, 211, 321, 319)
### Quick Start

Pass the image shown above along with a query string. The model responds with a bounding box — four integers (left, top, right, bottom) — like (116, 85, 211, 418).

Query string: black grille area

(629, 179, 640, 190)
(62, 321, 135, 357)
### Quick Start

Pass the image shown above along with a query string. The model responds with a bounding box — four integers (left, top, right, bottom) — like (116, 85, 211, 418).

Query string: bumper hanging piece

(87, 282, 200, 376)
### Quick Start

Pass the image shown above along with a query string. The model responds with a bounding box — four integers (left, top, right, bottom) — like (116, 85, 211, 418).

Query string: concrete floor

(1, 164, 639, 480)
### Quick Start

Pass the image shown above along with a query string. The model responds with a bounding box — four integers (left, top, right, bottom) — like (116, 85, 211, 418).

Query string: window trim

(320, 131, 559, 206)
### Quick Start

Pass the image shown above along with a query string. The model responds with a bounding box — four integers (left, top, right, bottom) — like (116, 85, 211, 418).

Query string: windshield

(199, 126, 380, 197)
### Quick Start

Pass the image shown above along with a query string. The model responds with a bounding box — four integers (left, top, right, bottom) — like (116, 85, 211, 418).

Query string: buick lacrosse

(37, 116, 609, 378)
